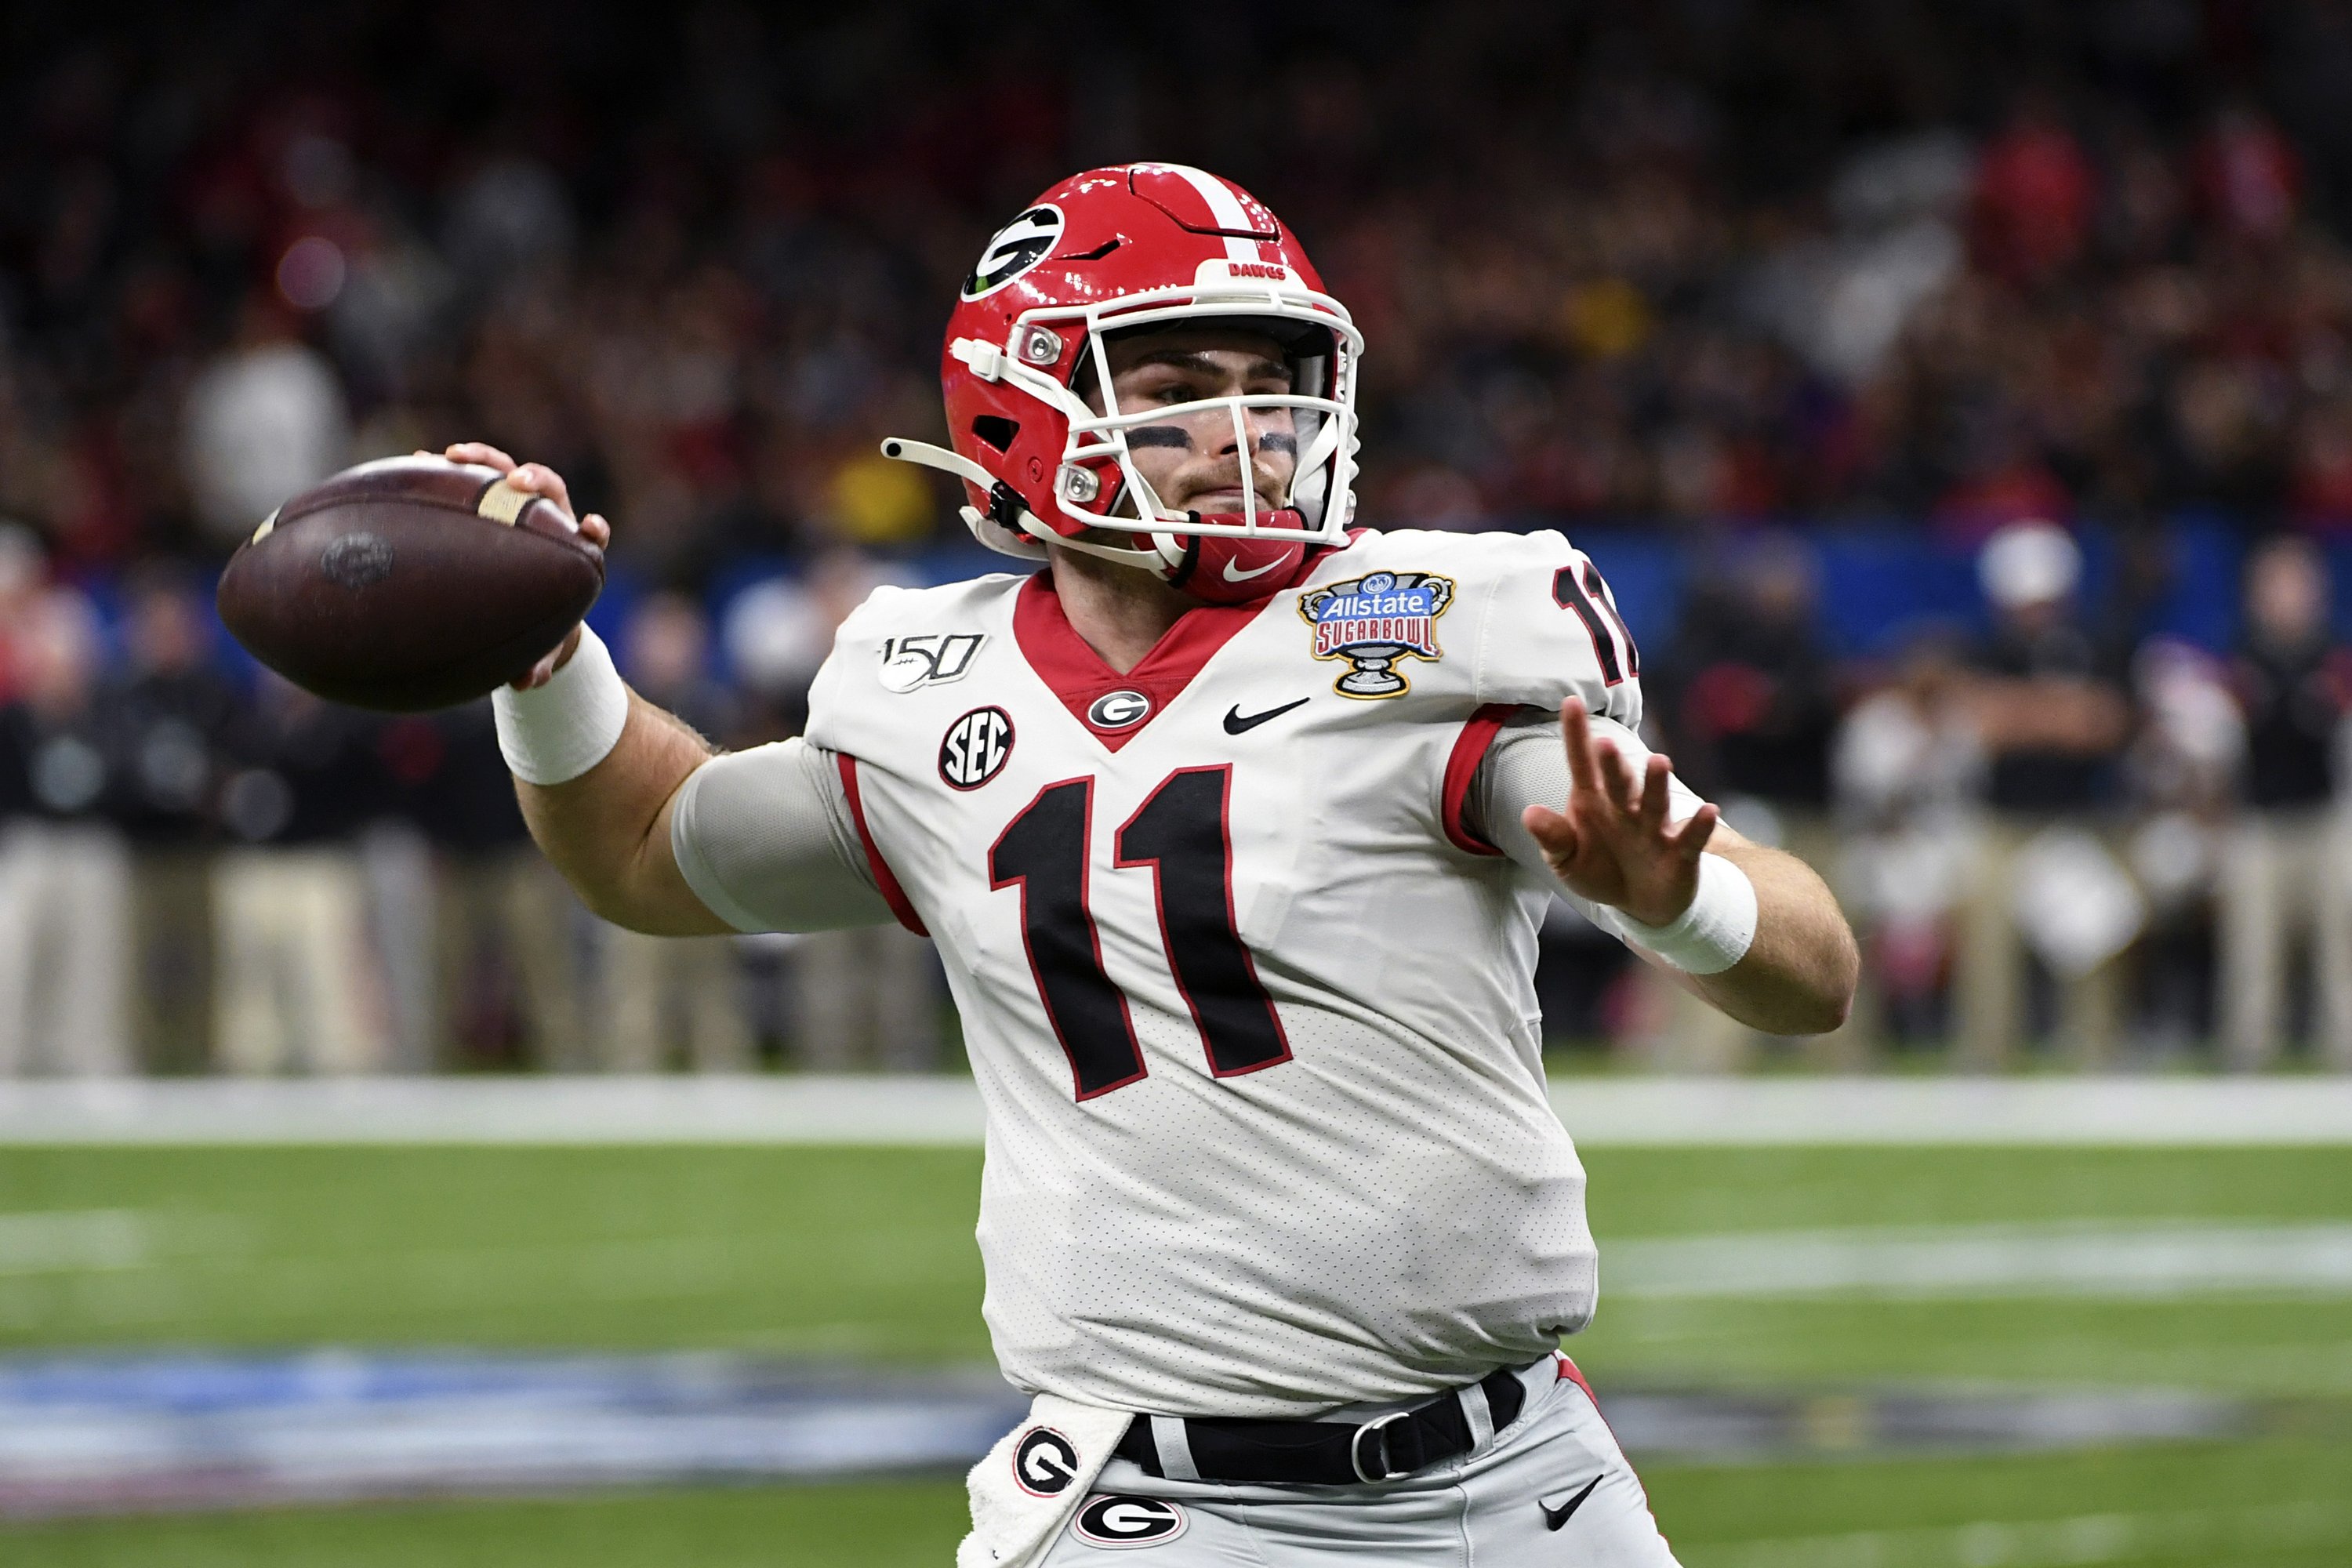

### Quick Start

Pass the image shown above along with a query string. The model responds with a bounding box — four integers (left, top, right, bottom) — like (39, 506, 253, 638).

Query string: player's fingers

(1558, 702, 1602, 798)
(578, 512, 612, 548)
(1522, 804, 1580, 859)
(1639, 754, 1673, 832)
(1668, 801, 1720, 858)
(1602, 742, 1642, 815)
(445, 441, 516, 472)
(506, 463, 575, 517)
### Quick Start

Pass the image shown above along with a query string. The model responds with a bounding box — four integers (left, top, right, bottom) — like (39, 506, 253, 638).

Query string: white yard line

(1, 1076, 2350, 1145)
(0, 1211, 149, 1275)
(1690, 1500, 2352, 1568)
(1607, 1220, 2352, 1299)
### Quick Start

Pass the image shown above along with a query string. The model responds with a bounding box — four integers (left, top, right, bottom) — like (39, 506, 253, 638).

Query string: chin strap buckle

(949, 337, 1004, 382)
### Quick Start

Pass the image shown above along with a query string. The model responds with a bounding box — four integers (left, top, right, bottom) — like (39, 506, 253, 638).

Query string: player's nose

(1211, 408, 1296, 459)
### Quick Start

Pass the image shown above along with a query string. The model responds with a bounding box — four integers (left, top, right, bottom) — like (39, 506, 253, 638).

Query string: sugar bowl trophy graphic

(1298, 570, 1458, 697)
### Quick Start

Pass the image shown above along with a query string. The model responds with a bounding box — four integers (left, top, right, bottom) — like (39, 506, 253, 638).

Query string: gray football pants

(1040, 1356, 1682, 1566)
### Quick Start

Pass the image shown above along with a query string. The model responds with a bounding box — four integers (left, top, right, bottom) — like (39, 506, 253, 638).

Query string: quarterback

(474, 165, 1857, 1565)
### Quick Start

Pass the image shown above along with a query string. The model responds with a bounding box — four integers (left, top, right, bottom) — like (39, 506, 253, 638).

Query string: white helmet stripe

(1154, 163, 1268, 265)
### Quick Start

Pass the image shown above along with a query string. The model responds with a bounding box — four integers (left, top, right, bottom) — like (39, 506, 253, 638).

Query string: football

(216, 455, 604, 711)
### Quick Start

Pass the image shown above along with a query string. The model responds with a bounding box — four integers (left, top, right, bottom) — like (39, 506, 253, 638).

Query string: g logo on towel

(1013, 1426, 1081, 1497)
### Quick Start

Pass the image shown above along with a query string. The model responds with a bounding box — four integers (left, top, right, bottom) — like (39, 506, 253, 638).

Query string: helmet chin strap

(1058, 530, 1178, 573)
(880, 436, 1301, 583)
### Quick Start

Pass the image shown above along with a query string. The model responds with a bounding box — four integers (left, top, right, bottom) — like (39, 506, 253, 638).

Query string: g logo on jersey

(1073, 1496, 1188, 1548)
(1011, 1426, 1080, 1497)
(1298, 571, 1457, 697)
(940, 706, 1015, 789)
(1086, 690, 1152, 730)
(963, 205, 1065, 299)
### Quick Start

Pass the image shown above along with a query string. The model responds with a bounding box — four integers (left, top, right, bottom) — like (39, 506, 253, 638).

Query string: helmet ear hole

(972, 416, 1019, 452)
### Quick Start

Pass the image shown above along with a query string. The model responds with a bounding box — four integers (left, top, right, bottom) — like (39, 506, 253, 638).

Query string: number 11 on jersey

(988, 765, 1291, 1101)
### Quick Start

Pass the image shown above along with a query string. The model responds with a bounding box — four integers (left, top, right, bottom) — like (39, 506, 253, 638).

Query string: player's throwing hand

(421, 442, 613, 688)
(1520, 700, 1722, 928)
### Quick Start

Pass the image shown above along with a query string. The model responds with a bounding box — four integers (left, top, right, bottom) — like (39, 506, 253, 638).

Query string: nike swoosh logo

(1222, 556, 1284, 582)
(1223, 699, 1308, 735)
(1540, 1475, 1602, 1532)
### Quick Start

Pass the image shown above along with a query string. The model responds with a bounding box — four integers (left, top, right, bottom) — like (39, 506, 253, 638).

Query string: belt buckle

(1348, 1410, 1414, 1484)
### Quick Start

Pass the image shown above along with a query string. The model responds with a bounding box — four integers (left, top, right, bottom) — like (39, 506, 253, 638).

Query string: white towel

(956, 1394, 1136, 1568)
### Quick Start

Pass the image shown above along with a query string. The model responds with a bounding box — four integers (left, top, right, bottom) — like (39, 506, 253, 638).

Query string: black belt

(1112, 1366, 1528, 1486)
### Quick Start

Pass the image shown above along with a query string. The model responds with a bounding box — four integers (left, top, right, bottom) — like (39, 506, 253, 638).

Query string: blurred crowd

(1613, 519, 2351, 1071)
(5, 1, 2352, 1073)
(0, 544, 940, 1074)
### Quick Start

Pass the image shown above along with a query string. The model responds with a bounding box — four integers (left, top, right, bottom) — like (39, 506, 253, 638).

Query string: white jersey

(775, 528, 1651, 1417)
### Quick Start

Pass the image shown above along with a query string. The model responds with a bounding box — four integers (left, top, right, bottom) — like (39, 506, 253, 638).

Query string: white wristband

(492, 625, 630, 785)
(1611, 853, 1759, 976)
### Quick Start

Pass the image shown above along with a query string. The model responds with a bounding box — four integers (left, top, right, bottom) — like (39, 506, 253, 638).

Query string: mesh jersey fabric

(677, 528, 1695, 1417)
(669, 735, 894, 933)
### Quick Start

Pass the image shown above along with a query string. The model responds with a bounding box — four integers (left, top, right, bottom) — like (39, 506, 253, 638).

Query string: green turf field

(10, 1439, 2352, 1568)
(3, 1142, 2348, 1565)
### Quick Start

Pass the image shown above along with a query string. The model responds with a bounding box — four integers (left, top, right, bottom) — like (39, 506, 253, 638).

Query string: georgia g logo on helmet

(963, 205, 1065, 299)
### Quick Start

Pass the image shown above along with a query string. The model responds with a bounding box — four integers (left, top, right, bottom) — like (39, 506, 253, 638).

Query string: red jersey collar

(1011, 572, 1261, 751)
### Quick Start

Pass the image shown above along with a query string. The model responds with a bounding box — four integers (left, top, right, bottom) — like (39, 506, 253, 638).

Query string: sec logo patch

(1073, 1495, 1187, 1548)
(941, 706, 1015, 789)
(1011, 1425, 1080, 1497)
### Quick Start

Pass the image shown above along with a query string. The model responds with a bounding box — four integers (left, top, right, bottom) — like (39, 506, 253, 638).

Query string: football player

(474, 164, 1857, 1566)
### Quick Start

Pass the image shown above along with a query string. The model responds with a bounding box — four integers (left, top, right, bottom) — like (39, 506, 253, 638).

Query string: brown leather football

(216, 456, 605, 711)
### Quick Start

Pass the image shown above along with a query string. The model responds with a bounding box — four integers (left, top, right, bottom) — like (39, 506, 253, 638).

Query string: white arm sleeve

(668, 737, 898, 933)
(1467, 710, 1709, 940)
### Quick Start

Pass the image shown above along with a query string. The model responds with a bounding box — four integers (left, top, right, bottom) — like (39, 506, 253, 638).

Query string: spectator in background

(2217, 536, 2352, 1069)
(111, 566, 237, 1071)
(1953, 522, 2137, 1068)
(0, 588, 133, 1074)
(182, 293, 351, 549)
(211, 673, 390, 1074)
(0, 524, 45, 702)
(2191, 102, 2302, 248)
(721, 548, 902, 745)
(2122, 640, 2245, 1058)
(1969, 95, 2096, 289)
(1665, 538, 1838, 836)
(1832, 628, 1987, 1051)
(345, 707, 441, 1073)
(405, 699, 601, 1071)
(1655, 536, 1844, 1065)
(601, 593, 754, 1071)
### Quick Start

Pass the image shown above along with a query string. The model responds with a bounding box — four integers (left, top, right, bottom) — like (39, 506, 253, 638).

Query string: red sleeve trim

(836, 753, 928, 936)
(1440, 702, 1517, 857)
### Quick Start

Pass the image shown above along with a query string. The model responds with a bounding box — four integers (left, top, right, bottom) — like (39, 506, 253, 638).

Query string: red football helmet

(883, 165, 1363, 602)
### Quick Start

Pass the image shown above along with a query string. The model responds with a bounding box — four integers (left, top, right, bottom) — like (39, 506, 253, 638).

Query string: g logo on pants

(1073, 1496, 1188, 1548)
(1013, 1426, 1080, 1497)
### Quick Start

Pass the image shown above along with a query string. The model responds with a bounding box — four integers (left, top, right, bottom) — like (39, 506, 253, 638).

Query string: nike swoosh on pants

(1540, 1475, 1602, 1531)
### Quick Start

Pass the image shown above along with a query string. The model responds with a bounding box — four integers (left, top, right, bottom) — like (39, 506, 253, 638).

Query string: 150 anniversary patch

(1298, 571, 1457, 697)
